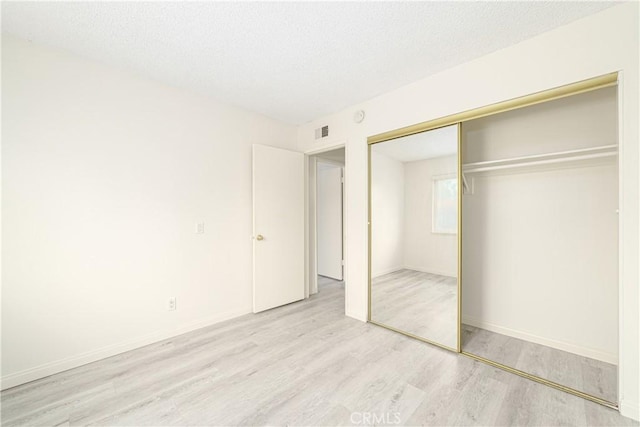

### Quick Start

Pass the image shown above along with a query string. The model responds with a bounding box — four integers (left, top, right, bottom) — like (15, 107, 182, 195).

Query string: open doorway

(308, 147, 345, 298)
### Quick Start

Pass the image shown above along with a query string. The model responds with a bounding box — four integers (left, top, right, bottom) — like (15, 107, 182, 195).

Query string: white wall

(317, 162, 343, 280)
(403, 155, 457, 277)
(317, 148, 345, 164)
(463, 86, 618, 163)
(370, 151, 404, 277)
(1, 35, 297, 388)
(296, 3, 639, 418)
(462, 162, 618, 363)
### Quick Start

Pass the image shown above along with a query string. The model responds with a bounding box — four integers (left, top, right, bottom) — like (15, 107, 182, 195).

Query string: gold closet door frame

(366, 72, 619, 409)
(367, 121, 462, 354)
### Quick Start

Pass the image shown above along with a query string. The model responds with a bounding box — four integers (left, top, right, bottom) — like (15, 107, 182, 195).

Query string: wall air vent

(315, 125, 329, 140)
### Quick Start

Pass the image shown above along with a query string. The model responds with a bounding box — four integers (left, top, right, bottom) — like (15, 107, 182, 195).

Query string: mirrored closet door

(461, 85, 619, 405)
(369, 124, 460, 350)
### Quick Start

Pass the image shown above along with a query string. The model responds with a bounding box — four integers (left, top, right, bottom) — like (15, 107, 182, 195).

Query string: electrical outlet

(168, 297, 177, 311)
(196, 222, 205, 234)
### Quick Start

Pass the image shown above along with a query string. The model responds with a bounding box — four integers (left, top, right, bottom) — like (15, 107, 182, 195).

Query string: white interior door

(252, 144, 305, 313)
(317, 164, 343, 280)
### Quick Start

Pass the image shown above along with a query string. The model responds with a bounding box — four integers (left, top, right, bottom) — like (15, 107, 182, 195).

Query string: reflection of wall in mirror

(370, 151, 404, 278)
(404, 155, 458, 278)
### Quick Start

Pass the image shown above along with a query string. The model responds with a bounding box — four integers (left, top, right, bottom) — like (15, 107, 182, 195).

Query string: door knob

(256, 235, 264, 241)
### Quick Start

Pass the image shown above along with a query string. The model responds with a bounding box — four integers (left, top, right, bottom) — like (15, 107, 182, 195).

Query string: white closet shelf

(463, 144, 617, 173)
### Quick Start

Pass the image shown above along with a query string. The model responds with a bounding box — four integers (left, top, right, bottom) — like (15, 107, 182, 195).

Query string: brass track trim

(367, 72, 618, 145)
(369, 321, 458, 353)
(461, 351, 619, 409)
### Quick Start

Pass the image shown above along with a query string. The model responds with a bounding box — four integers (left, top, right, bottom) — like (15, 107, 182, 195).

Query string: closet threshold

(463, 144, 617, 173)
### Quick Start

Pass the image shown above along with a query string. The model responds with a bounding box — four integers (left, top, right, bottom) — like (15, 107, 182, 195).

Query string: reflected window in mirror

(432, 176, 457, 234)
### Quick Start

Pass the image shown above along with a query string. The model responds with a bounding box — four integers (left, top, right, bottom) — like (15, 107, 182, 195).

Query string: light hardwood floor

(462, 325, 617, 403)
(1, 279, 636, 426)
(318, 275, 343, 288)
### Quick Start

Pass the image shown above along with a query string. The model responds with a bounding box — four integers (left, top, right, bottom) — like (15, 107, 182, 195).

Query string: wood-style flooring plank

(463, 324, 617, 403)
(2, 279, 636, 426)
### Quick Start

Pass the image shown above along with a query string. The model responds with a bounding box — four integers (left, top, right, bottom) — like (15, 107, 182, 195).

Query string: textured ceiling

(1, 1, 619, 124)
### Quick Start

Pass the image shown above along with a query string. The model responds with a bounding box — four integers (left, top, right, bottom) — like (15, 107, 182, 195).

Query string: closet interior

(461, 85, 619, 404)
(368, 74, 619, 408)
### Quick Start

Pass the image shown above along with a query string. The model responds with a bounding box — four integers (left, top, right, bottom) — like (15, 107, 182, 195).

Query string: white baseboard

(620, 399, 640, 422)
(371, 266, 404, 279)
(463, 315, 617, 365)
(403, 265, 456, 278)
(1, 307, 251, 390)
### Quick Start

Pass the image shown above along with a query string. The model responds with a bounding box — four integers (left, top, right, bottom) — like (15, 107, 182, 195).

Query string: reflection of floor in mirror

(462, 325, 617, 403)
(371, 269, 457, 349)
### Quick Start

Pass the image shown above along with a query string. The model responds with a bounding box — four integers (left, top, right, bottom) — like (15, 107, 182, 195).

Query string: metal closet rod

(462, 144, 617, 173)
